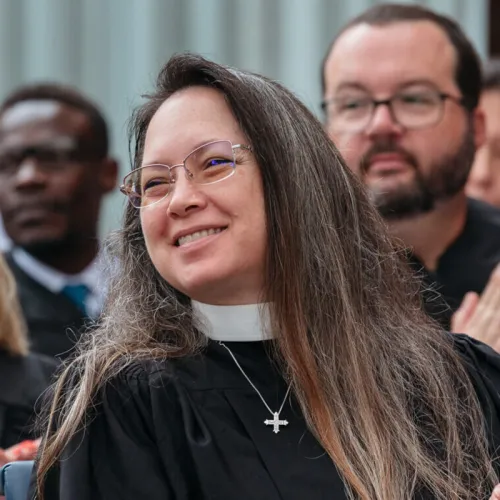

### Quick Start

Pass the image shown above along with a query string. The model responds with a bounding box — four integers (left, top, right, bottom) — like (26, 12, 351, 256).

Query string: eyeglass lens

(124, 140, 237, 208)
(328, 89, 444, 132)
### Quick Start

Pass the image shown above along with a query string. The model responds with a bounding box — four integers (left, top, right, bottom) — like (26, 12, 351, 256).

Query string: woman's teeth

(177, 228, 224, 246)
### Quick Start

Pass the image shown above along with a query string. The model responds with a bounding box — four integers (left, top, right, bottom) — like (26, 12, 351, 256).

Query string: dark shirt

(4, 252, 90, 358)
(35, 336, 500, 500)
(412, 198, 500, 327)
(0, 350, 57, 448)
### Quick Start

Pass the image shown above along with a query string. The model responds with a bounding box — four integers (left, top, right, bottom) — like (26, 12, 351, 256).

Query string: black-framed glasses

(0, 143, 90, 177)
(120, 139, 252, 209)
(322, 88, 466, 133)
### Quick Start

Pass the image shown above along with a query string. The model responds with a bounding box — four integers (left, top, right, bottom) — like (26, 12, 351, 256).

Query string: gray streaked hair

(37, 53, 497, 499)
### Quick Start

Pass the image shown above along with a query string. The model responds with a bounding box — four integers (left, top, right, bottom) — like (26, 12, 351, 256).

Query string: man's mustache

(359, 142, 419, 175)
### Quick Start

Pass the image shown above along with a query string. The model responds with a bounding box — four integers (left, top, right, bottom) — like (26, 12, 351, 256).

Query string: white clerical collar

(192, 301, 274, 341)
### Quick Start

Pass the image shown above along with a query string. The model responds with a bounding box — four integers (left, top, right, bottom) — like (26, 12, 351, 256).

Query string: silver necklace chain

(219, 341, 291, 433)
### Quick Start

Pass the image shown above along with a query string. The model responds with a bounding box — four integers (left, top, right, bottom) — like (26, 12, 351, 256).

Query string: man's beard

(359, 125, 476, 220)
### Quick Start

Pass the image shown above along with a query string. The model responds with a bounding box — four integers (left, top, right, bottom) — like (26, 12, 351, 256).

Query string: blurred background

(0, 0, 497, 236)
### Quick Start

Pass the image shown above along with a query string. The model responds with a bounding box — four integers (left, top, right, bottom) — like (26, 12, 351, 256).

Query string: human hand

(0, 448, 9, 468)
(490, 484, 500, 499)
(451, 265, 500, 352)
(0, 438, 40, 465)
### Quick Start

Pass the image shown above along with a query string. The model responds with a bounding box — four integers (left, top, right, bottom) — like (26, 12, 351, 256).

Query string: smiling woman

(132, 87, 266, 306)
(33, 54, 500, 500)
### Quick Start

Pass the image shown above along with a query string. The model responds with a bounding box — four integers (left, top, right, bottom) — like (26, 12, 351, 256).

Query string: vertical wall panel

(232, 0, 268, 73)
(80, 0, 112, 104)
(458, 0, 489, 59)
(0, 2, 22, 93)
(21, 0, 81, 84)
(0, 0, 489, 236)
(184, 0, 231, 61)
(278, 0, 325, 109)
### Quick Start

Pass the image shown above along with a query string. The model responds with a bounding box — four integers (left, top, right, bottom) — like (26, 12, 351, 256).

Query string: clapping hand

(0, 438, 40, 467)
(490, 484, 500, 499)
(451, 265, 500, 352)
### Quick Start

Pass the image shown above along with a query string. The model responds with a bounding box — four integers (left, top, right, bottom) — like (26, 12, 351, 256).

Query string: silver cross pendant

(264, 412, 289, 433)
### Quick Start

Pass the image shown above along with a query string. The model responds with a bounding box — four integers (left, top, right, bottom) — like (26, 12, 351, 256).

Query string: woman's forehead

(142, 88, 244, 164)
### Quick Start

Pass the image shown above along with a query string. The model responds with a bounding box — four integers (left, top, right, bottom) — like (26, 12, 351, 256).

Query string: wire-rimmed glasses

(120, 140, 252, 209)
(322, 87, 465, 133)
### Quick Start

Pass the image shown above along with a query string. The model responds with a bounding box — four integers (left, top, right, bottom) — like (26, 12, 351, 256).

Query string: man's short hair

(483, 58, 500, 91)
(0, 83, 109, 158)
(321, 3, 482, 111)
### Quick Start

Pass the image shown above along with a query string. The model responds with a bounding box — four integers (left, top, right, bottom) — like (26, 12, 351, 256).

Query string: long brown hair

(37, 53, 498, 499)
(0, 254, 28, 357)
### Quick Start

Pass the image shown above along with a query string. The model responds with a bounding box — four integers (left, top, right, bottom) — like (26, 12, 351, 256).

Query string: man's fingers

(490, 484, 500, 500)
(451, 291, 479, 332)
(454, 265, 500, 351)
(476, 264, 500, 307)
(472, 267, 500, 333)
(0, 449, 9, 467)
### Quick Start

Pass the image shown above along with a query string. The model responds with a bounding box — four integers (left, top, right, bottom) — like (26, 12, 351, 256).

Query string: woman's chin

(169, 269, 233, 303)
(172, 274, 260, 306)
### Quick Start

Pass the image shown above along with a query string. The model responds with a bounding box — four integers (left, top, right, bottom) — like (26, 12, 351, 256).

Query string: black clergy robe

(4, 252, 90, 359)
(0, 350, 57, 449)
(35, 335, 500, 499)
(412, 198, 500, 329)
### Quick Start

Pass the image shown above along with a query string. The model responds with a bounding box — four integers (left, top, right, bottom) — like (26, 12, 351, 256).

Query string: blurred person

(31, 53, 500, 500)
(0, 253, 56, 463)
(452, 263, 500, 350)
(0, 83, 118, 358)
(321, 3, 500, 328)
(0, 219, 11, 253)
(467, 59, 500, 207)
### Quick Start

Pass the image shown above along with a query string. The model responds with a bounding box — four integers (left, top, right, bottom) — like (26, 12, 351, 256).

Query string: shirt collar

(11, 247, 100, 294)
(192, 301, 274, 342)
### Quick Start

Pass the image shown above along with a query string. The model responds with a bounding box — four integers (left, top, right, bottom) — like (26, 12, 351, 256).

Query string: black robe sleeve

(34, 361, 201, 500)
(452, 334, 500, 459)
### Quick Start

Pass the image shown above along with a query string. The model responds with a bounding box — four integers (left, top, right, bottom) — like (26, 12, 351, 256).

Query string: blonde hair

(0, 255, 28, 356)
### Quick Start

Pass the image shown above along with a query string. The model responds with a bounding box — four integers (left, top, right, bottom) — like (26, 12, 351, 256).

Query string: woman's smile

(175, 226, 227, 247)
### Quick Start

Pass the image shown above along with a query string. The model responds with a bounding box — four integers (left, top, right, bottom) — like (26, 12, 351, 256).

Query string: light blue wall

(0, 0, 489, 236)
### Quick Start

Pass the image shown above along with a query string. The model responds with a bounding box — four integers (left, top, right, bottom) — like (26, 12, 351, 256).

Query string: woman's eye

(204, 158, 232, 169)
(143, 178, 170, 192)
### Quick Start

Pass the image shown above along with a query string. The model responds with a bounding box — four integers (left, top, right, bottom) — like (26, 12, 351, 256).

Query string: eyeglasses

(322, 88, 466, 133)
(120, 140, 252, 209)
(0, 143, 89, 178)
